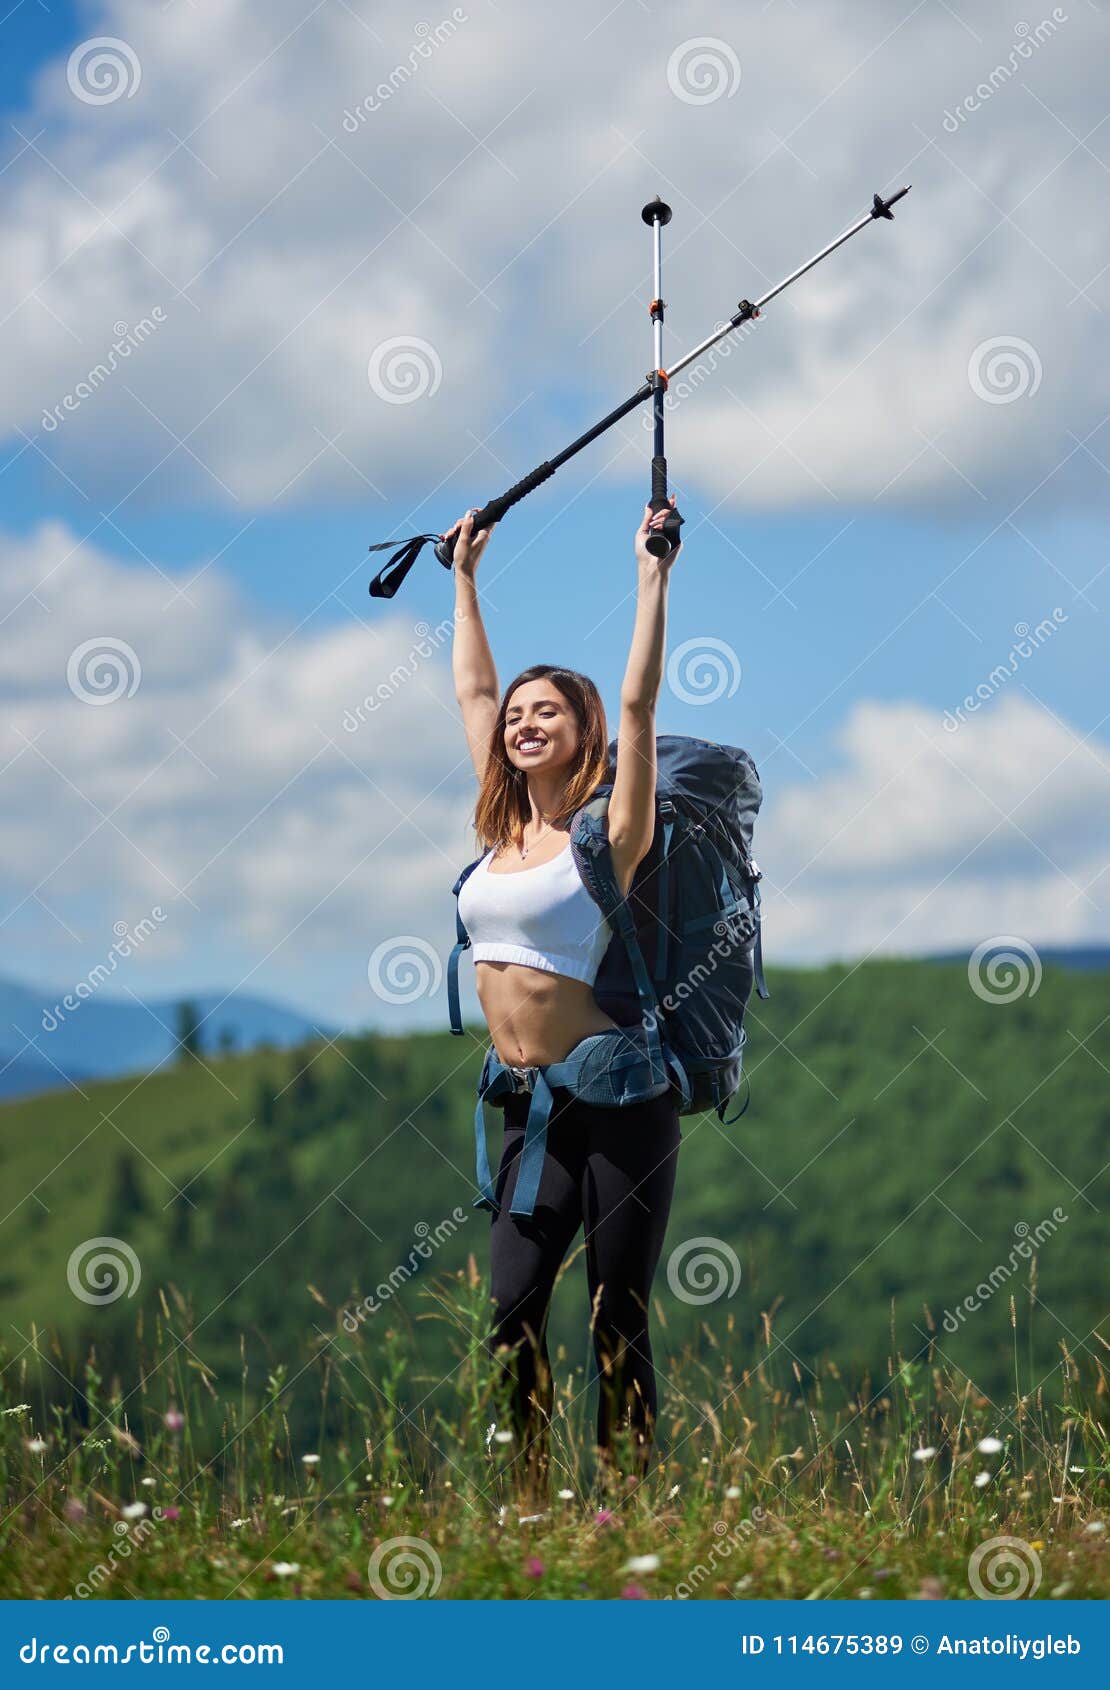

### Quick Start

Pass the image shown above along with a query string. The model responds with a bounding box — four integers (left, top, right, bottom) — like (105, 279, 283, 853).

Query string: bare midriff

(475, 838, 620, 1067)
(474, 960, 620, 1068)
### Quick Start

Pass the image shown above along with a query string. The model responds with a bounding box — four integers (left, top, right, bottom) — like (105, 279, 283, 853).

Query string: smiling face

(503, 678, 581, 777)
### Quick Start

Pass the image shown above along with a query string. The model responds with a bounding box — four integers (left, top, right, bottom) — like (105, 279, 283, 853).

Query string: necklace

(518, 814, 558, 860)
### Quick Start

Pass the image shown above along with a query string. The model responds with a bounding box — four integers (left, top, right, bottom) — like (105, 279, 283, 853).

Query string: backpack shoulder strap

(447, 854, 487, 1035)
(570, 801, 665, 1074)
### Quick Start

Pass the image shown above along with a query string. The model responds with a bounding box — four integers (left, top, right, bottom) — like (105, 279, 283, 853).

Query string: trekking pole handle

(647, 455, 684, 558)
(433, 460, 558, 566)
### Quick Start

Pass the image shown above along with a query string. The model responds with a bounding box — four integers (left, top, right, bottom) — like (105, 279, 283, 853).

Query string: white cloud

(759, 692, 1110, 962)
(0, 0, 1106, 517)
(0, 522, 480, 1022)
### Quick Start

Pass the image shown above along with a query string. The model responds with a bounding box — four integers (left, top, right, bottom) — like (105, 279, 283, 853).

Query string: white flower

(624, 1554, 660, 1574)
(381, 1495, 396, 1508)
(912, 1446, 937, 1461)
(271, 1562, 300, 1577)
(121, 1502, 148, 1520)
(668, 1484, 680, 1498)
(301, 1453, 320, 1467)
(140, 1476, 157, 1487)
(3, 1404, 31, 1416)
(725, 1485, 742, 1499)
(977, 1436, 1003, 1454)
(1069, 1466, 1086, 1474)
(518, 1512, 545, 1524)
(1083, 1521, 1105, 1535)
(26, 1437, 47, 1454)
(230, 1518, 247, 1529)
(557, 1489, 575, 1501)
(973, 1471, 991, 1488)
(494, 1430, 513, 1445)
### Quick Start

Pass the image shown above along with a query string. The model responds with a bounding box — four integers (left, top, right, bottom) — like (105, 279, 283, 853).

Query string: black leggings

(487, 1084, 681, 1477)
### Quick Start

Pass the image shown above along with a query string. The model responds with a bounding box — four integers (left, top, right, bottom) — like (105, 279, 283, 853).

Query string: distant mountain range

(924, 945, 1110, 972)
(2, 943, 1106, 1104)
(0, 978, 329, 1101)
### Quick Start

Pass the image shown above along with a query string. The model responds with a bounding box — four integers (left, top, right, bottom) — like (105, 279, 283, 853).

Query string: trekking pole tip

(872, 185, 911, 220)
(641, 195, 673, 227)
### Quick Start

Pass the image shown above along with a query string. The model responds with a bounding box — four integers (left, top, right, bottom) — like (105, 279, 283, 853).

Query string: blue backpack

(447, 733, 768, 1125)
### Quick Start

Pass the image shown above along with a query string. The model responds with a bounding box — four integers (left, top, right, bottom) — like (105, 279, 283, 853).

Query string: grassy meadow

(0, 958, 1107, 1598)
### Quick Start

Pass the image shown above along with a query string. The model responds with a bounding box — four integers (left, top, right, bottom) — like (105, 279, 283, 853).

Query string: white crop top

(457, 840, 613, 987)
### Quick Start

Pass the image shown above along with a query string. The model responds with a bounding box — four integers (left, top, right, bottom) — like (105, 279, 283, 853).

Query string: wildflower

(381, 1495, 396, 1508)
(1069, 1465, 1086, 1473)
(624, 1554, 660, 1575)
(163, 1409, 185, 1432)
(230, 1519, 247, 1530)
(873, 1568, 894, 1582)
(977, 1436, 1003, 1455)
(557, 1489, 575, 1501)
(26, 1437, 47, 1455)
(64, 1497, 86, 1521)
(725, 1485, 742, 1499)
(160, 1506, 181, 1522)
(668, 1484, 680, 1498)
(121, 1502, 148, 1520)
(494, 1430, 513, 1445)
(1083, 1521, 1105, 1535)
(271, 1562, 300, 1577)
(973, 1471, 991, 1488)
(2, 1404, 31, 1416)
(524, 1556, 545, 1579)
(141, 1476, 157, 1487)
(301, 1453, 320, 1467)
(620, 1583, 647, 1599)
(518, 1512, 545, 1525)
(594, 1509, 615, 1528)
(912, 1446, 936, 1462)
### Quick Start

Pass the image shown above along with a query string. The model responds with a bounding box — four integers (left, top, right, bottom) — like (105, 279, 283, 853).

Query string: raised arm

(607, 501, 681, 898)
(447, 509, 500, 783)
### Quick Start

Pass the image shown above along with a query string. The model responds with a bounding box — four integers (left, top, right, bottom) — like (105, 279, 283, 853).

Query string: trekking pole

(368, 186, 910, 598)
(641, 196, 684, 559)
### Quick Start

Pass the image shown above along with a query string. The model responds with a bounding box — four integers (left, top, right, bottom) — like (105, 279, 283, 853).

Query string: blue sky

(1, 0, 1107, 1037)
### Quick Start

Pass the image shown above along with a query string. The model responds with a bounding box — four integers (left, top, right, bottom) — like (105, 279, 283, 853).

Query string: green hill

(2, 960, 1106, 1444)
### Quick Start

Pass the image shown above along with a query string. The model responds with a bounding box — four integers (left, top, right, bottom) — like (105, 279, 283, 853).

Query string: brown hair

(472, 665, 609, 851)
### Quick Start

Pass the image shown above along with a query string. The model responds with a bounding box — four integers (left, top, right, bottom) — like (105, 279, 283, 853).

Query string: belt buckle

(508, 1064, 534, 1095)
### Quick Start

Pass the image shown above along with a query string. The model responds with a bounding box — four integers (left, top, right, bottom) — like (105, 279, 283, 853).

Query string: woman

(447, 499, 681, 1489)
